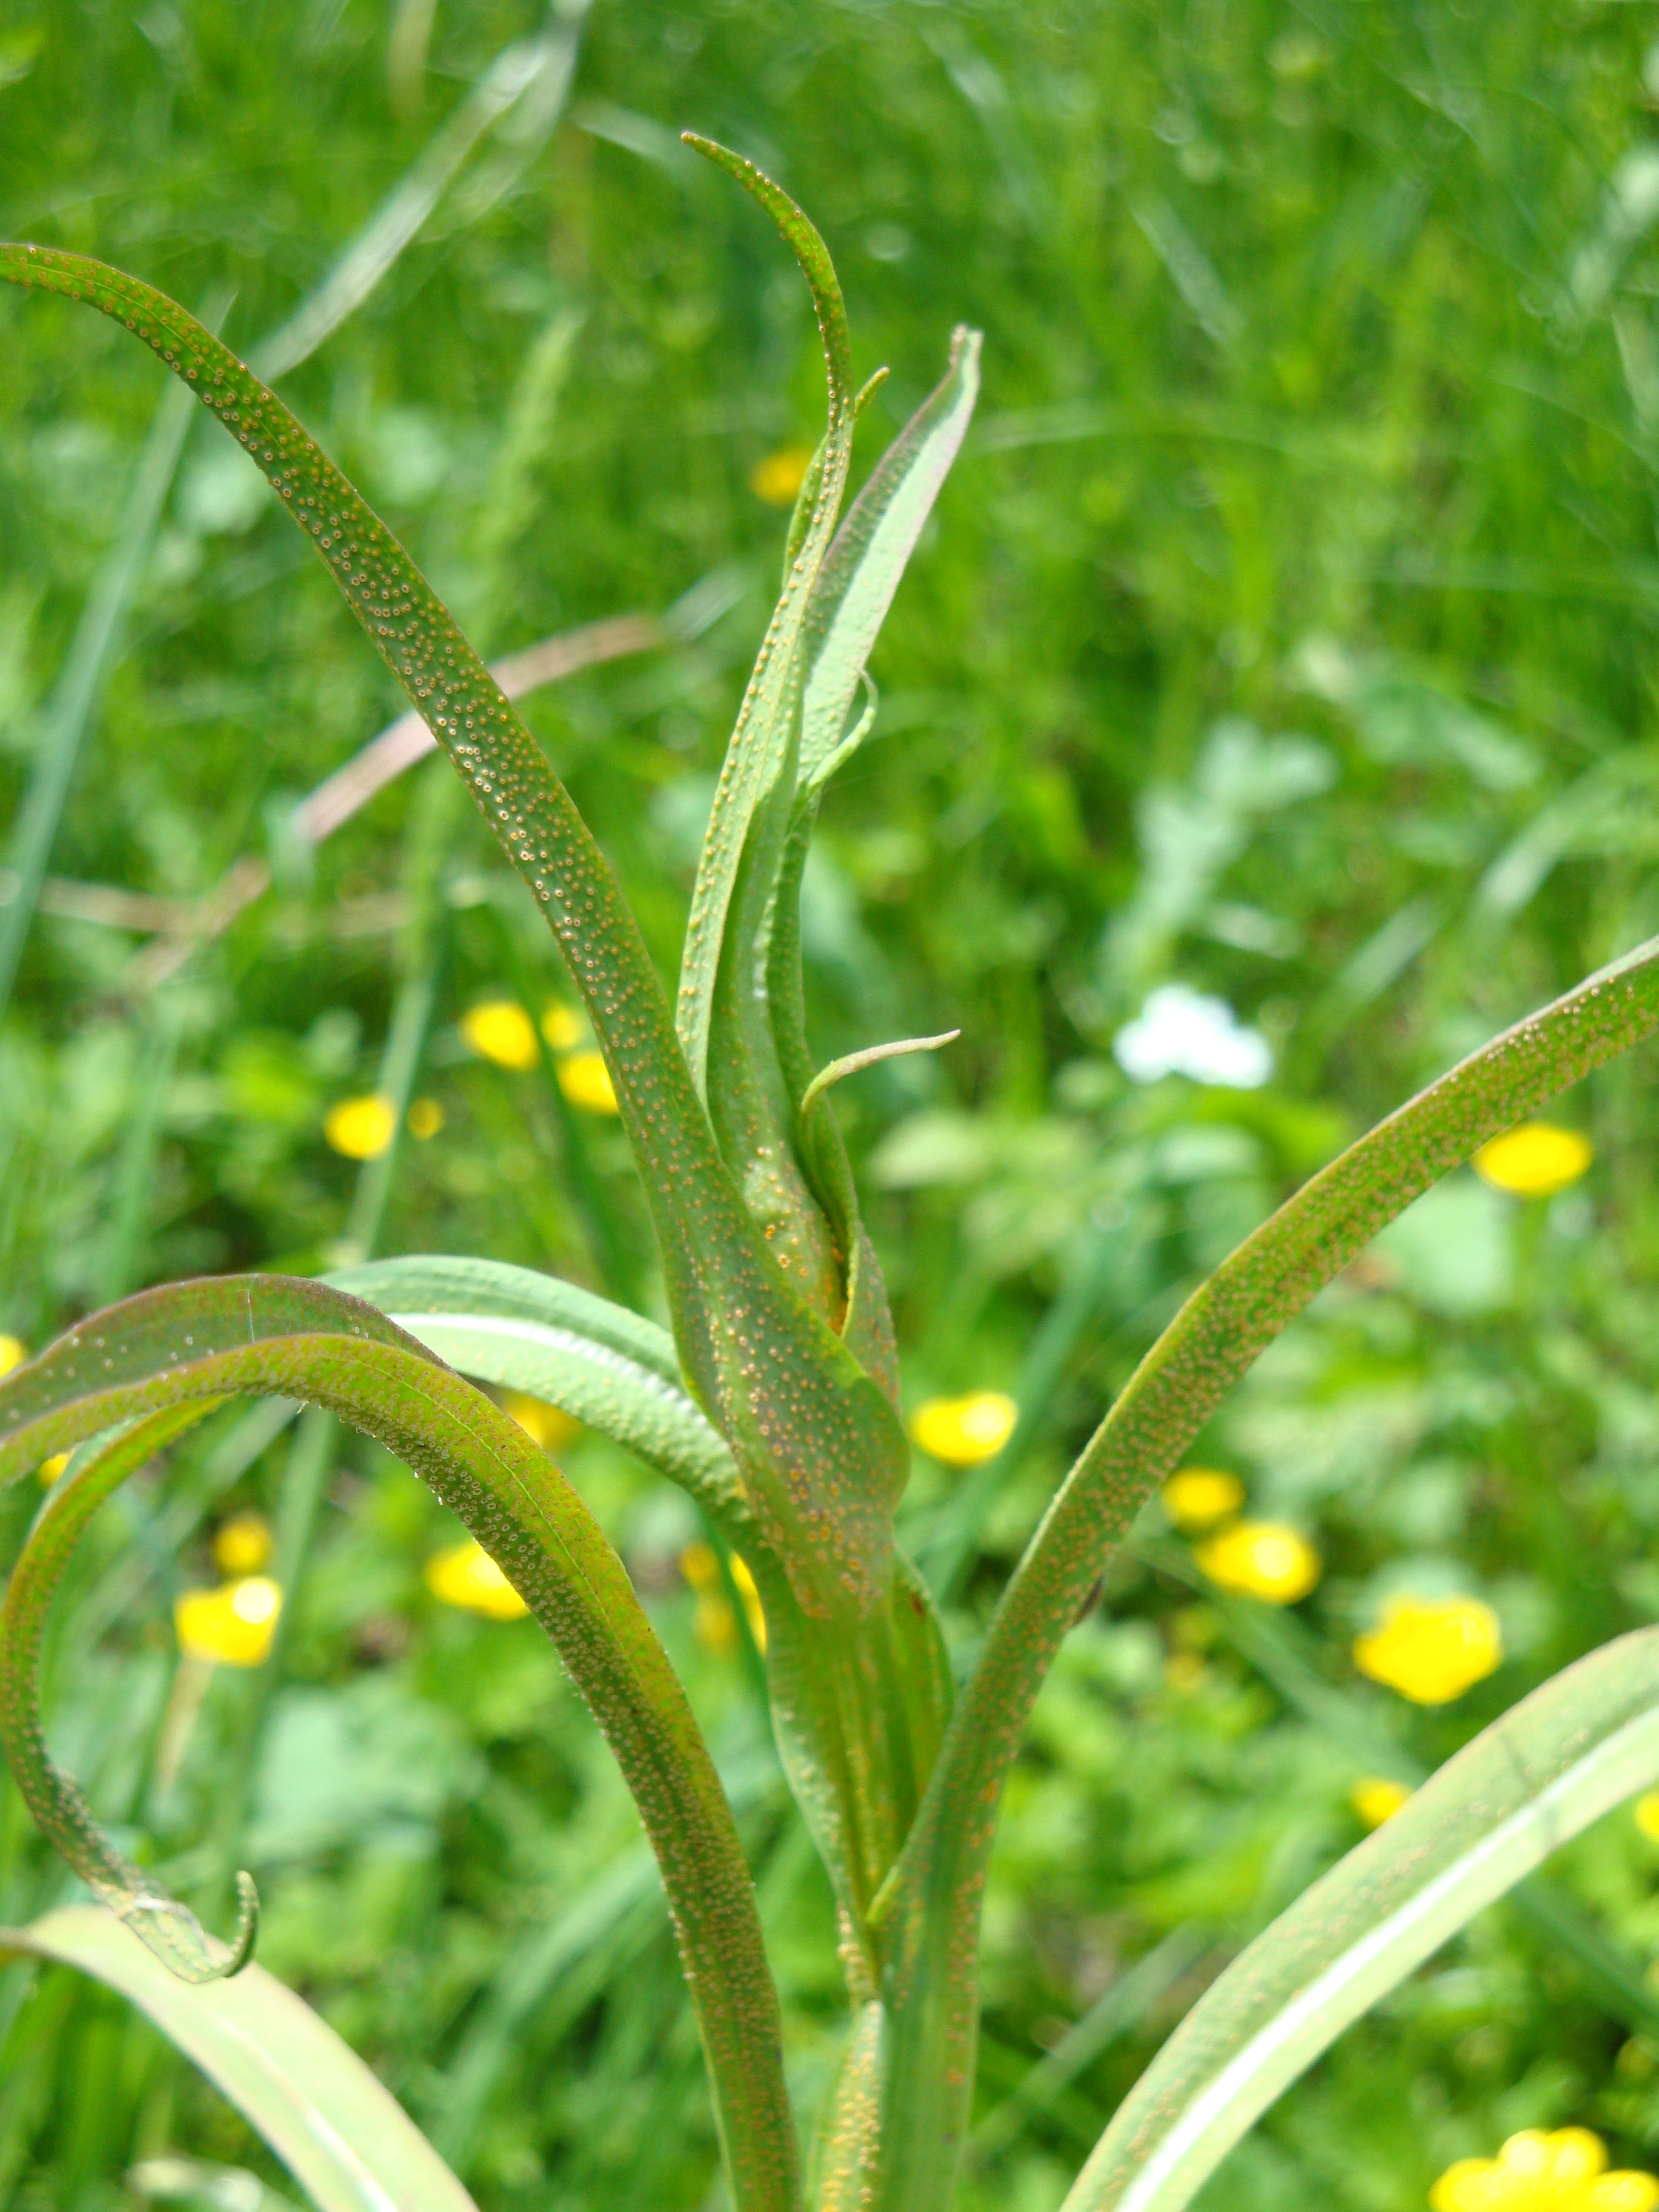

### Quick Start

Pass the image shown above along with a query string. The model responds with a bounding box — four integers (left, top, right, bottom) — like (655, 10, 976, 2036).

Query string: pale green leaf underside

(800, 325, 980, 789)
(329, 1255, 749, 1530)
(1064, 1627, 1659, 2212)
(0, 1904, 477, 2212)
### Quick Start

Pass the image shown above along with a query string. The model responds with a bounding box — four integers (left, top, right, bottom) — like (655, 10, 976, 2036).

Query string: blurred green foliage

(9, 2, 1659, 2207)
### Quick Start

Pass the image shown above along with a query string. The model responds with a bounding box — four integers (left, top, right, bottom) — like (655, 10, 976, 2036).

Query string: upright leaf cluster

(5, 141, 1659, 2212)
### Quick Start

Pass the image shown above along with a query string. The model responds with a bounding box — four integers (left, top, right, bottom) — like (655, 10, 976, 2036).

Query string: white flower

(1113, 984, 1272, 1088)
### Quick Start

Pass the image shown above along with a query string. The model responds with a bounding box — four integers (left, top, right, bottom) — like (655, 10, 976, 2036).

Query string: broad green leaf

(0, 240, 905, 1633)
(328, 1254, 749, 1531)
(873, 931, 1659, 2212)
(799, 324, 981, 792)
(0, 1276, 798, 2212)
(0, 1902, 476, 2212)
(1063, 1627, 1659, 2212)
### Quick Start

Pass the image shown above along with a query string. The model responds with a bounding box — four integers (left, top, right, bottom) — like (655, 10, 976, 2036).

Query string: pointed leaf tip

(679, 133, 852, 409)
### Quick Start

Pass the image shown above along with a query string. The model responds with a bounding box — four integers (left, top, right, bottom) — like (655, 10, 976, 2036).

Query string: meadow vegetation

(8, 5, 1659, 2210)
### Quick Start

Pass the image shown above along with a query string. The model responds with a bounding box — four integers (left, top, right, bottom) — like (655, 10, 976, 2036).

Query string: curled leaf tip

(856, 367, 890, 415)
(118, 1868, 259, 1985)
(801, 1029, 960, 1117)
(679, 132, 852, 409)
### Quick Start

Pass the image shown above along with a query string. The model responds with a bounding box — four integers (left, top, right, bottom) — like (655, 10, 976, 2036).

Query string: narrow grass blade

(0, 1276, 799, 2212)
(252, 11, 586, 381)
(0, 364, 197, 1023)
(0, 1902, 477, 2212)
(874, 931, 1659, 2211)
(1063, 1627, 1659, 2212)
(0, 243, 904, 1629)
(330, 1254, 750, 1529)
(128, 2156, 300, 2211)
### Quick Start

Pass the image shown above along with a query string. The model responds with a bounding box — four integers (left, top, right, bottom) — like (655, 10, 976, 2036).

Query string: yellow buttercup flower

(0, 1334, 25, 1377)
(541, 1002, 580, 1051)
(175, 1576, 282, 1667)
(324, 1094, 395, 1160)
(1195, 1521, 1321, 1604)
(461, 1000, 538, 1071)
(212, 1512, 272, 1576)
(1350, 1776, 1412, 1829)
(36, 1452, 69, 1489)
(503, 1390, 580, 1455)
(1354, 1594, 1503, 1705)
(1634, 1792, 1659, 1843)
(1163, 1468, 1245, 1532)
(681, 1540, 767, 1654)
(407, 1096, 444, 1140)
(1432, 2127, 1658, 2211)
(558, 1049, 618, 1114)
(750, 444, 813, 505)
(1474, 1122, 1593, 1198)
(425, 1538, 529, 1620)
(910, 1392, 1018, 1467)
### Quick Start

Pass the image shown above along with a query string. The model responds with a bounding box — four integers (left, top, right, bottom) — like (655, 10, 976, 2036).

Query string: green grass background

(6, 1, 1659, 2205)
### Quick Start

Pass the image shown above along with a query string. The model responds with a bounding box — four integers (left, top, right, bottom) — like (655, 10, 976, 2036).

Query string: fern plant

(3, 141, 1659, 2212)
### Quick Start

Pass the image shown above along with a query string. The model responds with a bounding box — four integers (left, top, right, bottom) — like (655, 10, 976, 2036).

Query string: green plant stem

(95, 993, 185, 1307)
(873, 937, 1659, 2211)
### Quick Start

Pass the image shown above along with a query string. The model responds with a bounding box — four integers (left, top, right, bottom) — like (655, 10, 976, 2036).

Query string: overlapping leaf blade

(328, 1255, 749, 1530)
(0, 1276, 799, 2212)
(0, 1904, 478, 2212)
(1064, 1628, 1659, 2212)
(0, 237, 905, 1629)
(800, 325, 980, 791)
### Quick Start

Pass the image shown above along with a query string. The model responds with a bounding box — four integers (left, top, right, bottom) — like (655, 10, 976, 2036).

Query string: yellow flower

(212, 1512, 272, 1576)
(1432, 2128, 1658, 2211)
(324, 1094, 395, 1160)
(1353, 1594, 1503, 1705)
(910, 1392, 1019, 1467)
(0, 1334, 25, 1377)
(1474, 1122, 1593, 1198)
(541, 1002, 580, 1051)
(407, 1096, 444, 1141)
(175, 1576, 282, 1667)
(1635, 1792, 1659, 1843)
(503, 1390, 580, 1455)
(557, 1049, 618, 1115)
(425, 1538, 529, 1620)
(1163, 1468, 1245, 1532)
(37, 1452, 69, 1489)
(750, 444, 813, 505)
(461, 1000, 538, 1071)
(680, 1541, 767, 1654)
(1351, 1776, 1412, 1829)
(1195, 1521, 1321, 1604)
